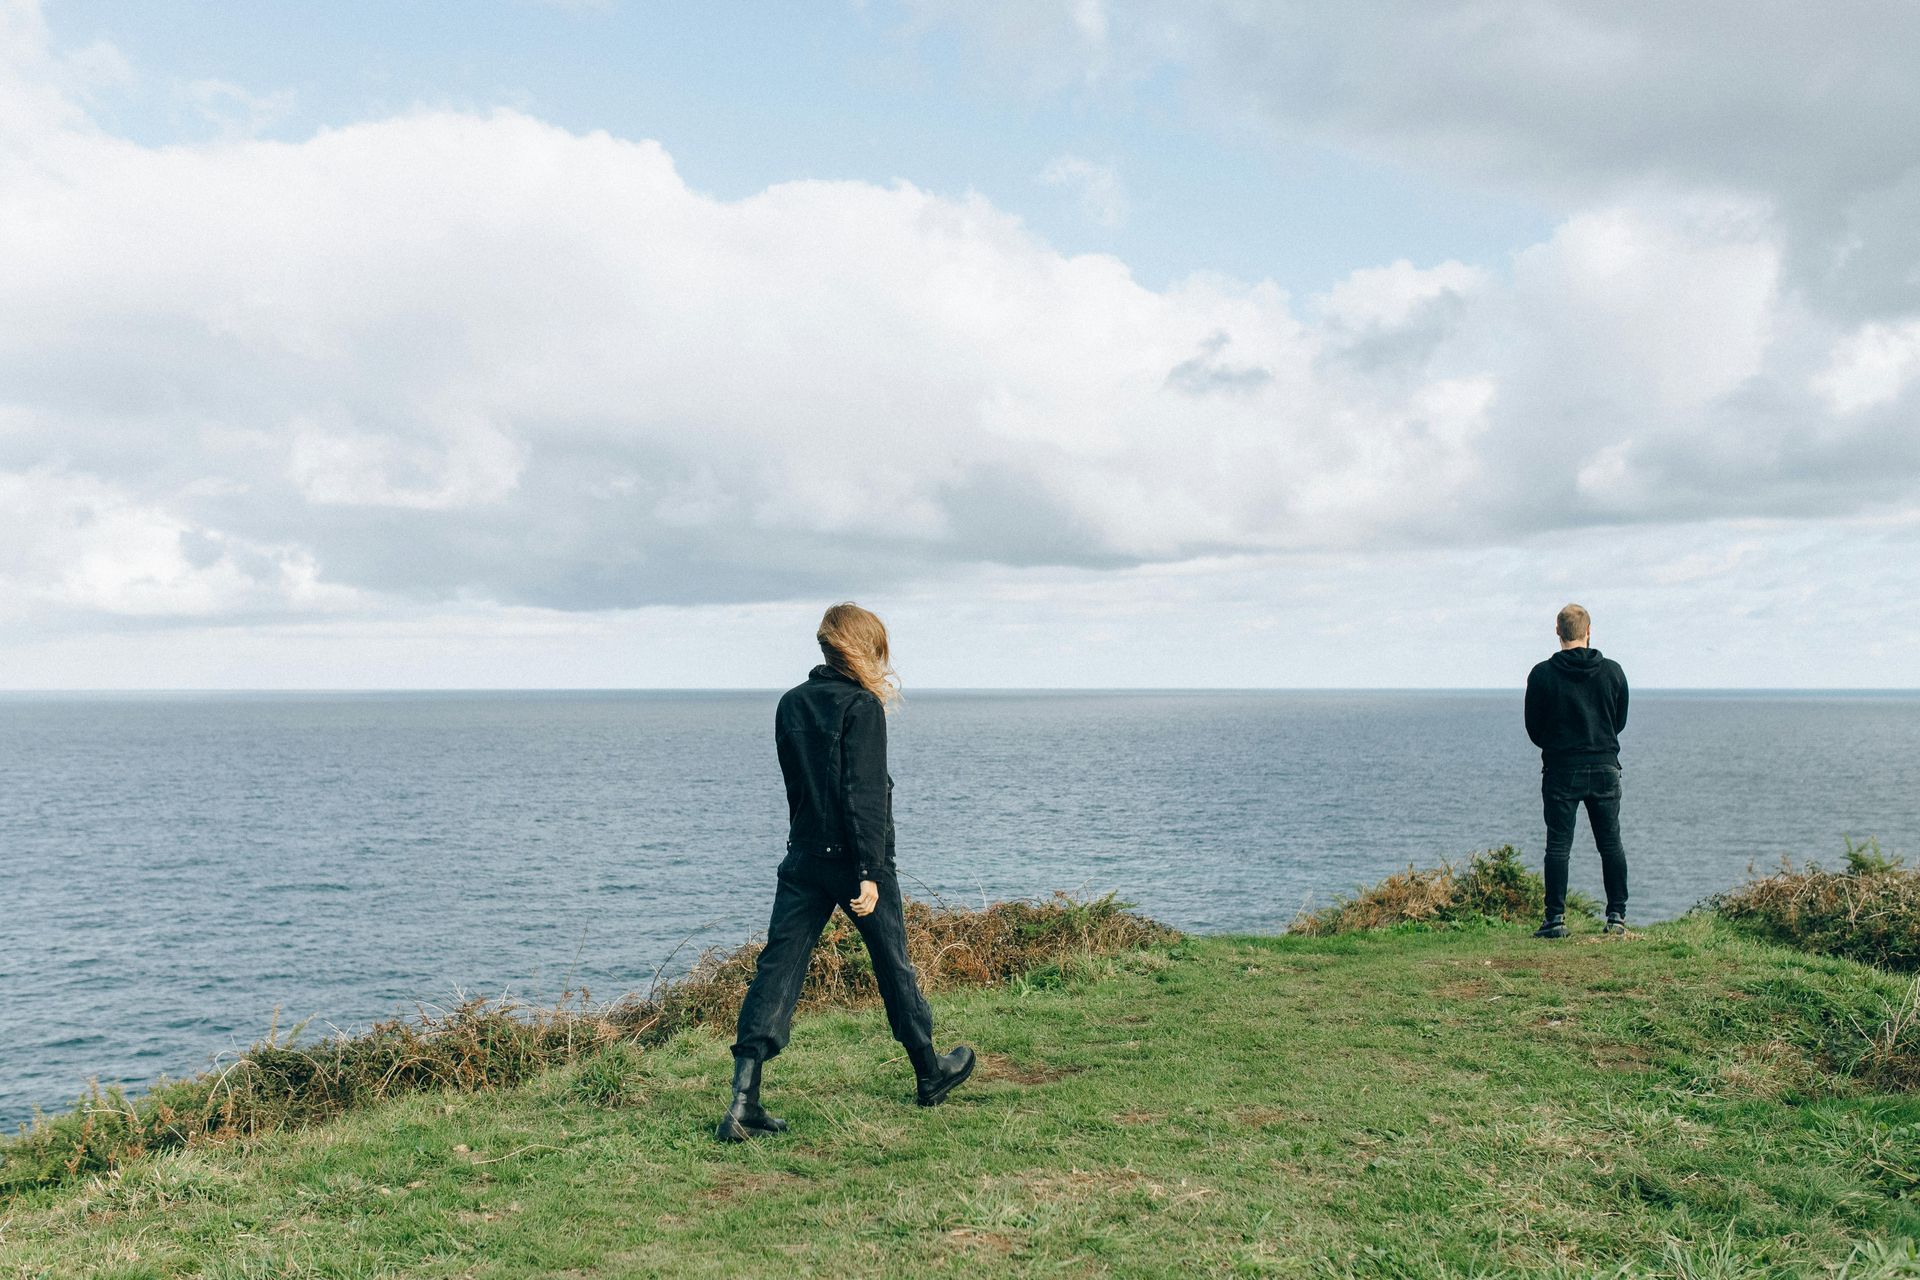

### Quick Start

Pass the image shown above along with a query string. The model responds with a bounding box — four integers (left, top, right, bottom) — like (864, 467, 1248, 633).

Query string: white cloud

(1814, 319, 1920, 414)
(288, 412, 526, 510)
(184, 78, 296, 140)
(1507, 198, 1779, 409)
(1318, 259, 1486, 333)
(9, 515, 1917, 689)
(0, 0, 1917, 689)
(923, 0, 1920, 321)
(0, 468, 356, 620)
(0, 89, 1912, 618)
(0, 0, 112, 137)
(1038, 153, 1126, 228)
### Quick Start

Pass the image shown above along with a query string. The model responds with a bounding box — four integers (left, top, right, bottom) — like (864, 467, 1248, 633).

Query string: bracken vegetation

(0, 894, 1171, 1197)
(1290, 844, 1596, 937)
(1714, 837, 1920, 972)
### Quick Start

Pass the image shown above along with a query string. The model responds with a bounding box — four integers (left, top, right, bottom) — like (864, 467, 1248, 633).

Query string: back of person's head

(817, 602, 901, 707)
(1556, 603, 1591, 643)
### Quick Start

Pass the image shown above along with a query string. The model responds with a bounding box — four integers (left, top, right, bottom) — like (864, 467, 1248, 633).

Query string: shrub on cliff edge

(1714, 837, 1920, 972)
(1291, 845, 1596, 937)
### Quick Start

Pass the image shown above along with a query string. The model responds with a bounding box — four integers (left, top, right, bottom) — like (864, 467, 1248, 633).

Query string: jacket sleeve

(1523, 668, 1547, 748)
(839, 693, 889, 881)
(1613, 664, 1630, 733)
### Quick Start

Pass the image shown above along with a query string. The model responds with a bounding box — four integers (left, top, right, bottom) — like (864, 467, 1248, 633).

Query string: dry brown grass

(1, 893, 1172, 1197)
(610, 893, 1169, 1042)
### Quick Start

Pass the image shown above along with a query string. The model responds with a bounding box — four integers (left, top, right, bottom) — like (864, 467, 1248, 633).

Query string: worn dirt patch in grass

(1432, 977, 1499, 1001)
(975, 1052, 1081, 1085)
(1588, 1041, 1656, 1071)
(698, 1171, 801, 1203)
(1005, 1167, 1141, 1202)
(1236, 1106, 1308, 1129)
(944, 1227, 1021, 1254)
(455, 1200, 524, 1226)
(1009, 1166, 1215, 1207)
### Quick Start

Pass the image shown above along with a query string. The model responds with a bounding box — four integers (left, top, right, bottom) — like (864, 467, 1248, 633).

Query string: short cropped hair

(1556, 603, 1591, 642)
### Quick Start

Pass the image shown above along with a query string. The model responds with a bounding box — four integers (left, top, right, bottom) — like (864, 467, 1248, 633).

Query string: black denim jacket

(775, 665, 894, 879)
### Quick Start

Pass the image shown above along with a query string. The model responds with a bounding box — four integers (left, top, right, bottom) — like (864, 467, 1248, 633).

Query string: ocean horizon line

(3, 686, 1918, 698)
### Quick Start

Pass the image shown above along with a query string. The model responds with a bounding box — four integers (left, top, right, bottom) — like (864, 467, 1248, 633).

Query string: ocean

(2, 688, 1915, 1128)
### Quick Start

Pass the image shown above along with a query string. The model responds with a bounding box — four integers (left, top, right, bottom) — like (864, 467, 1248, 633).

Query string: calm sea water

(2, 689, 1916, 1128)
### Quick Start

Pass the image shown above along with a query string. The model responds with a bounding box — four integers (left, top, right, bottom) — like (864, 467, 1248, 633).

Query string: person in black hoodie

(716, 602, 974, 1143)
(1524, 603, 1630, 938)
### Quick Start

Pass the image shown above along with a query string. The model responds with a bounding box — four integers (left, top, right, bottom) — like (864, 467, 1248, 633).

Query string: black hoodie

(1524, 647, 1629, 770)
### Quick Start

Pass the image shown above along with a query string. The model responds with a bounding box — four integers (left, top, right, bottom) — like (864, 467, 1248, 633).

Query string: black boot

(907, 1043, 975, 1108)
(715, 1054, 787, 1143)
(1533, 916, 1568, 939)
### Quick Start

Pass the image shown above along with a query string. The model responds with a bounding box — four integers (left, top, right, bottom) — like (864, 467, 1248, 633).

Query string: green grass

(5, 917, 1919, 1278)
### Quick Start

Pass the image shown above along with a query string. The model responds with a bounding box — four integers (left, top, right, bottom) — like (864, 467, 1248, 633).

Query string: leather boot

(714, 1054, 787, 1142)
(907, 1042, 976, 1108)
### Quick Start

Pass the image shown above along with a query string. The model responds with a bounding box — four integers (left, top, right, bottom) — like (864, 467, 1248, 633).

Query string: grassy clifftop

(6, 915, 1919, 1278)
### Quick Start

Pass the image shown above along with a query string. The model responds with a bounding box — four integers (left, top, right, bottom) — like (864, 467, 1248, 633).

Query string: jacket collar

(809, 663, 859, 686)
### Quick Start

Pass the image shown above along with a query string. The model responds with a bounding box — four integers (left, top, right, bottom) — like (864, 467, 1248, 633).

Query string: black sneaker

(1603, 915, 1627, 936)
(1532, 918, 1568, 939)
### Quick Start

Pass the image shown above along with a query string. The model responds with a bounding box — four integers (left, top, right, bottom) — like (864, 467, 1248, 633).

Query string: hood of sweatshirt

(1549, 647, 1605, 680)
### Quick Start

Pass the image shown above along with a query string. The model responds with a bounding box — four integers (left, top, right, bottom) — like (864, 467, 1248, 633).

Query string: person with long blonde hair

(717, 603, 974, 1141)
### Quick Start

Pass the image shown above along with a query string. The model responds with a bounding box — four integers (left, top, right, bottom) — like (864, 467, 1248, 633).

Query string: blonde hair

(1556, 603, 1591, 642)
(817, 602, 901, 707)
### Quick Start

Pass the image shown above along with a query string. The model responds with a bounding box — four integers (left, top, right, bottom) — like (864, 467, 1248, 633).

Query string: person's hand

(850, 880, 879, 917)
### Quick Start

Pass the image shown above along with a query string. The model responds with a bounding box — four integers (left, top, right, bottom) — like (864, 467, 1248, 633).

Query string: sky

(2, 0, 1918, 689)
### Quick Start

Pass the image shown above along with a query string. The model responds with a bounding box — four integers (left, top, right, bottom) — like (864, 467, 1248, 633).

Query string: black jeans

(1542, 764, 1629, 920)
(731, 850, 933, 1062)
